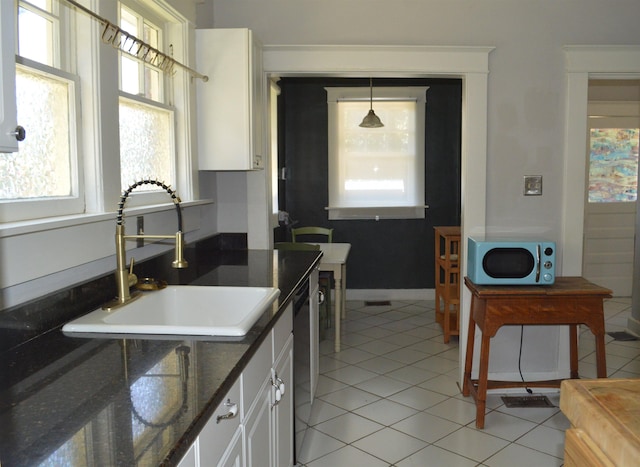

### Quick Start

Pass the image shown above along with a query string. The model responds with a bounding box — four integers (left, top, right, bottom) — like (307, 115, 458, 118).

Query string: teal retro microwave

(467, 237, 556, 285)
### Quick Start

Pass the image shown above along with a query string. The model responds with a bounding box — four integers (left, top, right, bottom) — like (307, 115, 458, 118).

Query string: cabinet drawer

(242, 334, 271, 412)
(199, 377, 241, 466)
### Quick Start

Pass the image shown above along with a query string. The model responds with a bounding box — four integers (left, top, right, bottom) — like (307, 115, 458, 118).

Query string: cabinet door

(244, 375, 273, 467)
(199, 378, 242, 466)
(218, 425, 244, 467)
(0, 0, 19, 153)
(177, 441, 198, 467)
(273, 334, 294, 467)
(195, 28, 264, 170)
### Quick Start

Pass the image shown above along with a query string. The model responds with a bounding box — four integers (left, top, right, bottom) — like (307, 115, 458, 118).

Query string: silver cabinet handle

(216, 399, 238, 423)
(270, 373, 285, 408)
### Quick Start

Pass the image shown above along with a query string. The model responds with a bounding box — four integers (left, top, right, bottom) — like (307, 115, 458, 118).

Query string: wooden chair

(290, 227, 334, 330)
(274, 242, 320, 251)
(291, 226, 334, 243)
(274, 242, 331, 333)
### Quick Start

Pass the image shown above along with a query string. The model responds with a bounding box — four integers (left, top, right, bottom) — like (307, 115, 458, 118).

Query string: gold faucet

(103, 179, 188, 310)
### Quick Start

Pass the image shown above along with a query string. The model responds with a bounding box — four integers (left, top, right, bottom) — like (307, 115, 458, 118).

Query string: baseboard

(626, 316, 640, 337)
(346, 289, 435, 301)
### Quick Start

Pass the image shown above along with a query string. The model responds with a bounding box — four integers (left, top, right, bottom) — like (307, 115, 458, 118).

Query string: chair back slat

(274, 242, 321, 251)
(291, 226, 333, 243)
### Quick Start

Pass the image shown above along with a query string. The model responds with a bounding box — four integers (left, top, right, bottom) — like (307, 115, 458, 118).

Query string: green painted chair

(291, 226, 334, 243)
(274, 242, 320, 251)
(275, 240, 331, 336)
(290, 227, 334, 331)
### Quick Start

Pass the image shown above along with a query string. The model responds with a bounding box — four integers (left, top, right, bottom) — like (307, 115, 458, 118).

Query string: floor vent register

(501, 395, 555, 408)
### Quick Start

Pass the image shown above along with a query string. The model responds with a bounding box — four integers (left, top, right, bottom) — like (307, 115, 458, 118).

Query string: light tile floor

(297, 297, 640, 466)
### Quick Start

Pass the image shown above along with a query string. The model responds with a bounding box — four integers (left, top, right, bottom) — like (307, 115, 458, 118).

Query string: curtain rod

(60, 0, 208, 82)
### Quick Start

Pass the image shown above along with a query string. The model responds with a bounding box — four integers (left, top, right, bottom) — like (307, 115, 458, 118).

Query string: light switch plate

(524, 175, 542, 196)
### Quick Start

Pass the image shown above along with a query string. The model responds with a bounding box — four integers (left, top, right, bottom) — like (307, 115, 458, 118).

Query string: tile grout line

(302, 298, 638, 466)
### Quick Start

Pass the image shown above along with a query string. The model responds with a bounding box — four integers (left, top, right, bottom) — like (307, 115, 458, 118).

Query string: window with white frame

(0, 0, 83, 222)
(0, 0, 192, 224)
(325, 86, 428, 220)
(118, 2, 175, 198)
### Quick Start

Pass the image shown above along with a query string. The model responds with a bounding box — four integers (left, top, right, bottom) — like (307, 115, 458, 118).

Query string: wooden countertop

(560, 378, 640, 466)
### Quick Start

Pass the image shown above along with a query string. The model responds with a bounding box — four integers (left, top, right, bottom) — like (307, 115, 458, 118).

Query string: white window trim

(325, 86, 428, 220)
(0, 199, 212, 239)
(1, 0, 198, 231)
(0, 57, 84, 222)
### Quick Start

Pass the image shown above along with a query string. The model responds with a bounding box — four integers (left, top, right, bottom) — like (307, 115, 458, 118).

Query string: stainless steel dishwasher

(293, 279, 311, 463)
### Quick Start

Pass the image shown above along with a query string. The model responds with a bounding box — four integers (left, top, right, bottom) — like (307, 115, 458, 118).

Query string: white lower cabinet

(273, 334, 294, 467)
(218, 426, 243, 467)
(243, 334, 274, 467)
(178, 304, 294, 467)
(244, 304, 294, 467)
(177, 442, 197, 467)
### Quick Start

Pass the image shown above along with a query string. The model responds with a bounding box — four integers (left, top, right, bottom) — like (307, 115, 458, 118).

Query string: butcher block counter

(560, 378, 640, 466)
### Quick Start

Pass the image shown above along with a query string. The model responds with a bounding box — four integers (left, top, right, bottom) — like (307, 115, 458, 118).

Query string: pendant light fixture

(359, 77, 384, 128)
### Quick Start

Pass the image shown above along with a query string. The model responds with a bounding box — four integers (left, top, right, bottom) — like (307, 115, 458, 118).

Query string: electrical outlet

(137, 216, 144, 248)
(524, 175, 542, 196)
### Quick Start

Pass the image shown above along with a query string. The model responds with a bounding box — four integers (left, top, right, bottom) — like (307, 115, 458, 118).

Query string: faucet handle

(172, 231, 189, 269)
(128, 258, 138, 287)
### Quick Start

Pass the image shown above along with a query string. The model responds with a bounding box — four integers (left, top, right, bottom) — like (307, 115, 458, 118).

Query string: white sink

(62, 285, 281, 336)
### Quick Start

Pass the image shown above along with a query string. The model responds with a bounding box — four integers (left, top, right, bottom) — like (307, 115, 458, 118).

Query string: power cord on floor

(518, 325, 533, 394)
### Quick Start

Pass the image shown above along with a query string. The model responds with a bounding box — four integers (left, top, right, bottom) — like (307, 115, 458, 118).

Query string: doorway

(262, 44, 492, 382)
(563, 46, 640, 336)
(276, 77, 462, 291)
(582, 85, 640, 297)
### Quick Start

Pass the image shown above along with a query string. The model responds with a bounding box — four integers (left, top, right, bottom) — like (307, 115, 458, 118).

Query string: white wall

(204, 0, 640, 382)
(207, 0, 640, 246)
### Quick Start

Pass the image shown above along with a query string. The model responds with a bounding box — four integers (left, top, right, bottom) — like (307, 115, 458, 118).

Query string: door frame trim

(262, 44, 493, 382)
(562, 46, 640, 276)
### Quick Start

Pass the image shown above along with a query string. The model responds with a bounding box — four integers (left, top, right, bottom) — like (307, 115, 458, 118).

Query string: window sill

(0, 199, 214, 239)
(326, 205, 429, 220)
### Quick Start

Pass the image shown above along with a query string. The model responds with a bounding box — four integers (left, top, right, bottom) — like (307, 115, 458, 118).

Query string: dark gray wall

(277, 78, 461, 289)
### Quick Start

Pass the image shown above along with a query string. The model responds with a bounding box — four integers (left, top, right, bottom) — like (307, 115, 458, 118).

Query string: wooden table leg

(475, 333, 491, 429)
(462, 313, 476, 397)
(569, 324, 579, 379)
(594, 332, 607, 378)
(584, 307, 607, 378)
(340, 263, 347, 320)
(334, 273, 342, 353)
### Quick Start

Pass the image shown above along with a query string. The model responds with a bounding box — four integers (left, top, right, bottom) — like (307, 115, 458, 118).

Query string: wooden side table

(462, 276, 612, 429)
(434, 226, 461, 343)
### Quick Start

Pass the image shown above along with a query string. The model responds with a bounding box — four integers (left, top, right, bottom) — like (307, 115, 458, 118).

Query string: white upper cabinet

(0, 1, 20, 153)
(196, 28, 265, 171)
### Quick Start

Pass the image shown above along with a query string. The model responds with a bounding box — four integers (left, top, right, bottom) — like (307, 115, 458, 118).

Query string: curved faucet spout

(104, 179, 188, 310)
(117, 179, 183, 231)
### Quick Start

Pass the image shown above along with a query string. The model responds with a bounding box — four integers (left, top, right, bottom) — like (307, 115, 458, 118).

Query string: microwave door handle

(535, 244, 541, 282)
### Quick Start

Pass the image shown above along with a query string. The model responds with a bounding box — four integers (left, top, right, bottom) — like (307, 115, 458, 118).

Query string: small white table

(313, 243, 351, 352)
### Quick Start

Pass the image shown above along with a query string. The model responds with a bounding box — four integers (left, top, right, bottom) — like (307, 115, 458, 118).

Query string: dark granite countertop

(0, 237, 321, 467)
